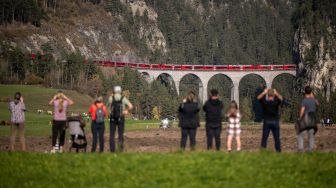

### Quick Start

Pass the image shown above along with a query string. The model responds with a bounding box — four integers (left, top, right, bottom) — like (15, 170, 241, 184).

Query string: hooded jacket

(203, 98, 224, 127)
(178, 102, 200, 128)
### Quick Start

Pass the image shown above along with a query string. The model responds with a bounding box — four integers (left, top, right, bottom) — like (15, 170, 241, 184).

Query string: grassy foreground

(0, 152, 335, 188)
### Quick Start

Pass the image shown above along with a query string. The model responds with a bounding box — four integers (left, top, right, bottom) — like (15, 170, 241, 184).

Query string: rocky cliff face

(0, 0, 165, 62)
(294, 25, 336, 92)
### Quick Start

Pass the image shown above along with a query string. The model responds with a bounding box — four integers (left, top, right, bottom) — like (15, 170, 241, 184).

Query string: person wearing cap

(9, 92, 26, 151)
(107, 86, 133, 152)
(88, 96, 108, 152)
(257, 88, 283, 152)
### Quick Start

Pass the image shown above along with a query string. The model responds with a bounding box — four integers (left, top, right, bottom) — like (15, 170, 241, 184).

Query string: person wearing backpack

(88, 96, 107, 152)
(108, 86, 133, 152)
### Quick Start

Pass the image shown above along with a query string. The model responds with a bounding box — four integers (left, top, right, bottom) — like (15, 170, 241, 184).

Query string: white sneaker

(50, 149, 56, 153)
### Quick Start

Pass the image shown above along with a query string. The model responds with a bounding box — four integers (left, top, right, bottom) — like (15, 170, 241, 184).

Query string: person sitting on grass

(49, 91, 74, 153)
(89, 96, 108, 153)
(226, 100, 242, 152)
(9, 92, 26, 151)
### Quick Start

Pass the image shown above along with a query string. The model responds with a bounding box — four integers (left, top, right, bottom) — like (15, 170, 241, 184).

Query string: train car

(128, 63, 138, 68)
(227, 65, 241, 71)
(180, 65, 193, 70)
(151, 64, 161, 69)
(161, 64, 174, 70)
(193, 65, 214, 71)
(138, 63, 151, 69)
(115, 62, 127, 67)
(242, 65, 255, 70)
(272, 64, 296, 70)
(256, 65, 272, 70)
(214, 65, 229, 70)
(174, 65, 182, 70)
(283, 64, 296, 70)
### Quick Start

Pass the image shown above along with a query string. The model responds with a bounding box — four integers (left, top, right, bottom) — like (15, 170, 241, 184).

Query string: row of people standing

(48, 86, 133, 153)
(178, 89, 242, 151)
(87, 86, 133, 153)
(178, 86, 318, 152)
(8, 86, 318, 152)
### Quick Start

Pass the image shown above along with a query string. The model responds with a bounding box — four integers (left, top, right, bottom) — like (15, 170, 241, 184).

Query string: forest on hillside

(0, 0, 335, 121)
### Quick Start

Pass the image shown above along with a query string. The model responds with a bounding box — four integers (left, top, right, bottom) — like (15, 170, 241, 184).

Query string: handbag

(295, 112, 318, 134)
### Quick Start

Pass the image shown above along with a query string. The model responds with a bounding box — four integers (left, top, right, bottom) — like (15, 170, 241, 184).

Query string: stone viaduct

(139, 69, 296, 104)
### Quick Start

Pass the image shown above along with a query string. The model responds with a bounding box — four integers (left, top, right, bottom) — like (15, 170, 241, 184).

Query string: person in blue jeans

(257, 88, 283, 152)
(88, 96, 107, 152)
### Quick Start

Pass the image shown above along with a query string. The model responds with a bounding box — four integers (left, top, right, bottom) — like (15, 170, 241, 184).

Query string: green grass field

(0, 152, 335, 188)
(1, 85, 335, 188)
(0, 85, 160, 136)
(0, 84, 93, 112)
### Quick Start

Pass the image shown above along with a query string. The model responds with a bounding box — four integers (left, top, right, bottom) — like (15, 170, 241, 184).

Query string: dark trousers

(110, 118, 125, 152)
(261, 120, 281, 152)
(206, 126, 222, 150)
(91, 121, 105, 152)
(52, 120, 66, 147)
(181, 128, 197, 150)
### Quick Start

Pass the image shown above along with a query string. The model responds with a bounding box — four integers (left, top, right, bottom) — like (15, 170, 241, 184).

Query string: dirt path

(1, 125, 335, 153)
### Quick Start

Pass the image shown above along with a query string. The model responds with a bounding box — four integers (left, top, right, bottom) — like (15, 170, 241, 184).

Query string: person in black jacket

(257, 88, 283, 152)
(203, 89, 224, 151)
(178, 91, 200, 150)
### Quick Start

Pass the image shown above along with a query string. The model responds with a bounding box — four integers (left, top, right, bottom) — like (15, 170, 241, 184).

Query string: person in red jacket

(88, 96, 107, 152)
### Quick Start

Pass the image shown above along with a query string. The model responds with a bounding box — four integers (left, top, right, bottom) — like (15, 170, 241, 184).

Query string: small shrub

(24, 74, 44, 85)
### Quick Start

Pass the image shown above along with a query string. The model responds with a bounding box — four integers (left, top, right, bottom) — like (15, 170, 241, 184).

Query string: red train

(94, 60, 296, 71)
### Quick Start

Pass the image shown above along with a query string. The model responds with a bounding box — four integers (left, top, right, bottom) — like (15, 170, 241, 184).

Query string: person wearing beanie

(107, 86, 133, 152)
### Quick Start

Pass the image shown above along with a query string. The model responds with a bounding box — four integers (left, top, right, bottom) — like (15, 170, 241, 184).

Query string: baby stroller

(67, 115, 87, 152)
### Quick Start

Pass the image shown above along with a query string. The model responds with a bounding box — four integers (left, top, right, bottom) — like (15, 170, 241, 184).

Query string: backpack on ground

(95, 105, 105, 123)
(111, 96, 123, 120)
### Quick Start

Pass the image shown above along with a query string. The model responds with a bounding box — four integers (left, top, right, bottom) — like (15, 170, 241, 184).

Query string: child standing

(226, 101, 241, 152)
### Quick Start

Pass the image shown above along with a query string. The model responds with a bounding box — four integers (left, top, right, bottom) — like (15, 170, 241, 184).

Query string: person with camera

(257, 88, 283, 152)
(178, 91, 200, 151)
(9, 92, 26, 151)
(49, 91, 74, 153)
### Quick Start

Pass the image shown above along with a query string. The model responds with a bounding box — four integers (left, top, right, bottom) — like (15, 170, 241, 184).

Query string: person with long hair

(49, 91, 74, 153)
(226, 100, 242, 152)
(178, 91, 200, 150)
(9, 92, 26, 151)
